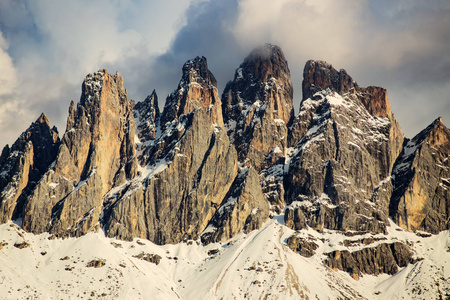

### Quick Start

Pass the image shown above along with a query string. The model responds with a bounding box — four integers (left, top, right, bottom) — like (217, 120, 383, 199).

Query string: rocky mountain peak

(0, 113, 60, 223)
(36, 112, 50, 126)
(181, 56, 217, 87)
(222, 44, 294, 172)
(412, 116, 448, 147)
(359, 86, 393, 118)
(80, 69, 106, 105)
(302, 60, 355, 101)
(238, 43, 291, 88)
(390, 117, 449, 233)
(427, 116, 448, 147)
(302, 60, 395, 119)
(160, 56, 223, 130)
(19, 69, 137, 236)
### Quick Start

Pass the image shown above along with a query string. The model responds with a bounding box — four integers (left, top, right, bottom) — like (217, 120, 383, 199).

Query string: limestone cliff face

(324, 242, 412, 279)
(390, 117, 450, 233)
(222, 44, 294, 172)
(0, 114, 59, 223)
(284, 60, 404, 234)
(201, 167, 269, 244)
(22, 70, 137, 236)
(103, 57, 267, 244)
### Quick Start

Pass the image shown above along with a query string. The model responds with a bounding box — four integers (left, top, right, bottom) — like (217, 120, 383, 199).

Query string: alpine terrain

(0, 44, 449, 299)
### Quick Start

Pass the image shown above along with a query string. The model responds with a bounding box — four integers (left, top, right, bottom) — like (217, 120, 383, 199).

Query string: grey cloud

(1, 0, 449, 148)
(122, 0, 245, 102)
(229, 0, 450, 137)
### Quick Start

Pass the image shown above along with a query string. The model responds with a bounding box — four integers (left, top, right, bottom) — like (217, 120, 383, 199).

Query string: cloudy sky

(1, 0, 449, 147)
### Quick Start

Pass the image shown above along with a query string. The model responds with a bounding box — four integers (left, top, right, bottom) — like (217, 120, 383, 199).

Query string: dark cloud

(120, 0, 244, 103)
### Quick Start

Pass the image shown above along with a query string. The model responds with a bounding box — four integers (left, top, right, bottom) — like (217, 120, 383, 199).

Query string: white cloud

(231, 0, 450, 136)
(0, 0, 195, 147)
(233, 0, 366, 68)
(0, 31, 17, 96)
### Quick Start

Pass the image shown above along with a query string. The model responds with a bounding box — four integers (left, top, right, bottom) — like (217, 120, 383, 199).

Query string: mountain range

(0, 44, 449, 299)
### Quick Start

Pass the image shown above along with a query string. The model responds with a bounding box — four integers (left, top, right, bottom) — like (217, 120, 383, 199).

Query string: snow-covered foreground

(0, 218, 449, 299)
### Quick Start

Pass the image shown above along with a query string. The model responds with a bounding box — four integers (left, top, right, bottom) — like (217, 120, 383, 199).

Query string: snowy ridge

(1, 218, 448, 299)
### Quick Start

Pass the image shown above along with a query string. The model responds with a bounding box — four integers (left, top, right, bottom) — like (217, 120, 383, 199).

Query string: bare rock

(22, 70, 137, 236)
(160, 56, 223, 131)
(324, 242, 412, 279)
(201, 167, 270, 244)
(390, 117, 450, 233)
(286, 235, 318, 257)
(86, 258, 106, 268)
(0, 242, 8, 250)
(0, 113, 59, 223)
(133, 252, 161, 265)
(13, 241, 30, 249)
(134, 90, 160, 143)
(284, 60, 404, 234)
(222, 44, 294, 173)
(103, 58, 240, 244)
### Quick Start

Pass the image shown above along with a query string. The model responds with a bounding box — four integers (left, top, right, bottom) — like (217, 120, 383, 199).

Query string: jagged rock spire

(302, 60, 356, 101)
(285, 59, 405, 234)
(0, 113, 60, 223)
(134, 90, 160, 143)
(104, 57, 244, 244)
(160, 56, 223, 131)
(222, 43, 294, 172)
(302, 60, 394, 119)
(390, 117, 450, 233)
(22, 69, 137, 236)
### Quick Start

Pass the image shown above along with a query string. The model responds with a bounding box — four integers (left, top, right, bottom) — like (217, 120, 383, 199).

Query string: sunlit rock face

(22, 70, 137, 236)
(222, 44, 294, 172)
(390, 117, 450, 233)
(103, 56, 269, 245)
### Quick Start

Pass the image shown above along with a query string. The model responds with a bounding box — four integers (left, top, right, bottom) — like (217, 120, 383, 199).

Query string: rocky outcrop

(284, 60, 404, 234)
(302, 60, 355, 102)
(324, 242, 413, 279)
(0, 114, 59, 223)
(390, 117, 450, 233)
(201, 167, 270, 244)
(22, 70, 137, 236)
(222, 44, 294, 172)
(286, 234, 318, 258)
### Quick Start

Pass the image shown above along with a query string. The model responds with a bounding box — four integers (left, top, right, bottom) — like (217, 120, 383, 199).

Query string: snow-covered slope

(1, 217, 449, 299)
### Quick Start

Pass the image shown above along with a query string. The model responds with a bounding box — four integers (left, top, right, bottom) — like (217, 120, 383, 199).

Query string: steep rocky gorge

(0, 44, 449, 279)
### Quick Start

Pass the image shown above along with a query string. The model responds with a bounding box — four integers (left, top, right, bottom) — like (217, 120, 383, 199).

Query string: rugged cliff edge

(284, 60, 405, 234)
(0, 114, 59, 223)
(390, 117, 450, 233)
(22, 70, 137, 236)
